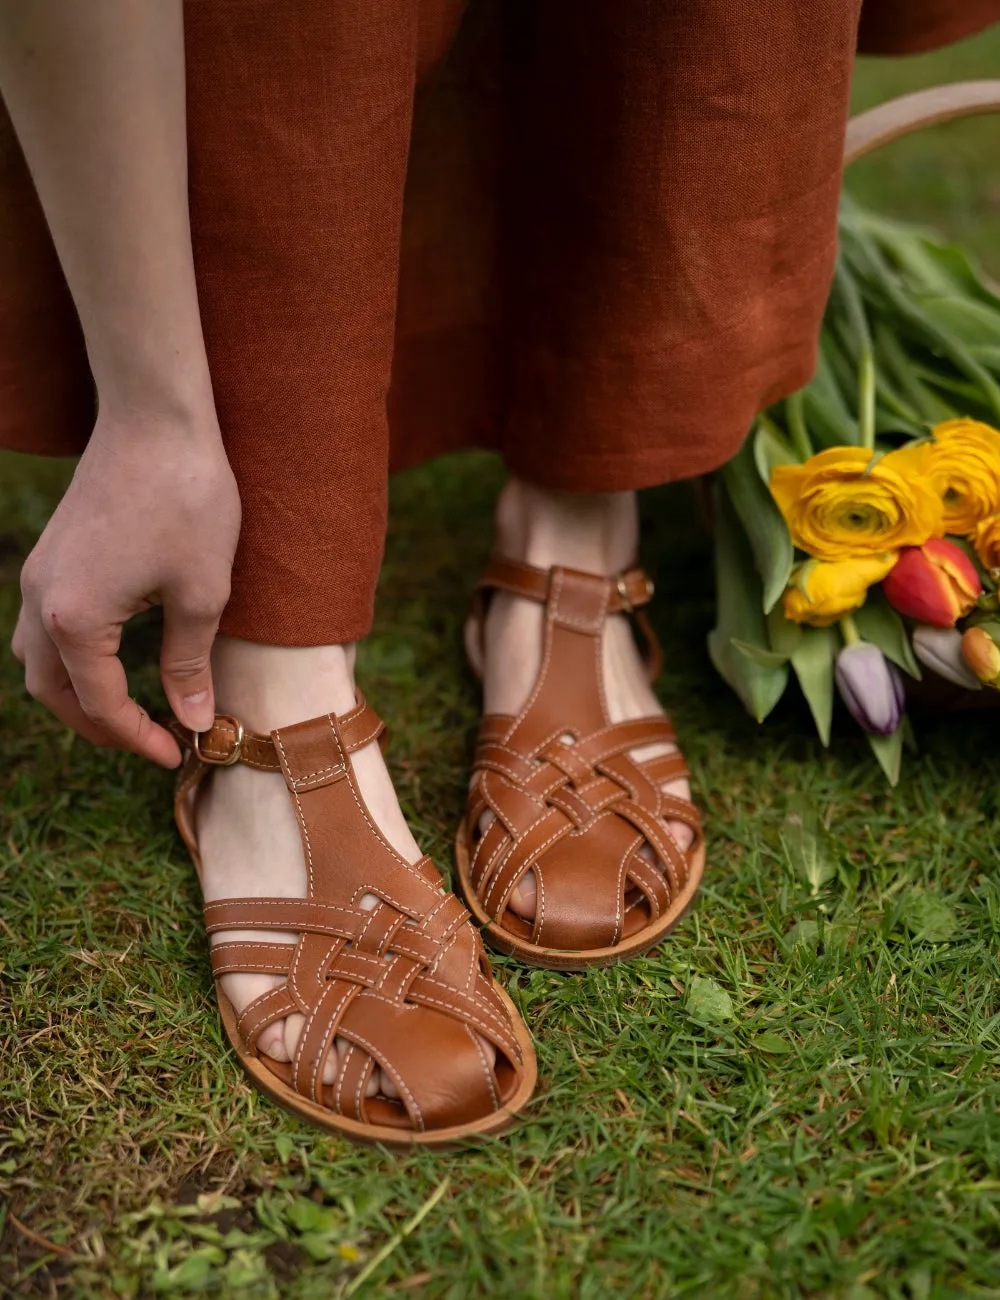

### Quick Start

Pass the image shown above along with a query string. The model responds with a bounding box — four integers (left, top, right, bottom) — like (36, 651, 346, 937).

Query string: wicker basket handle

(844, 79, 1000, 166)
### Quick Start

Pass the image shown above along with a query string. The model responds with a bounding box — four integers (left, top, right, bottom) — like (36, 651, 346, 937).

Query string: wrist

(93, 359, 222, 441)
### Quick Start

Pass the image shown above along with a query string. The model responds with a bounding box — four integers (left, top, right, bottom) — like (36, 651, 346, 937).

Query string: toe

(662, 776, 695, 854)
(260, 1016, 340, 1085)
(507, 869, 537, 920)
(282, 1011, 341, 1085)
(257, 1020, 291, 1063)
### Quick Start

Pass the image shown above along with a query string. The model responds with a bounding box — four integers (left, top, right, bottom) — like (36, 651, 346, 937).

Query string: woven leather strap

(464, 561, 702, 952)
(173, 697, 528, 1133)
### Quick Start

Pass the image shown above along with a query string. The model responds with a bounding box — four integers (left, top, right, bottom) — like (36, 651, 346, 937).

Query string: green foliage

(708, 485, 789, 722)
(5, 443, 1000, 1300)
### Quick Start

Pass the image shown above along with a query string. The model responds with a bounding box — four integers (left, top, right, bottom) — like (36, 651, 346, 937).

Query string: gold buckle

(193, 717, 245, 766)
(616, 572, 654, 612)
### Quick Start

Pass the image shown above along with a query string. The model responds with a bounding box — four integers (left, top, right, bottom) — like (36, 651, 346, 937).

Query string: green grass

(3, 29, 1000, 1300)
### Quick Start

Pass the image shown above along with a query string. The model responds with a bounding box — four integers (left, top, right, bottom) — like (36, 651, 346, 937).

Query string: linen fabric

(0, 0, 997, 645)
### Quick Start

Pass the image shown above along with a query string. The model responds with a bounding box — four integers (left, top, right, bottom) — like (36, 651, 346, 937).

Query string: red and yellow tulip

(881, 538, 982, 628)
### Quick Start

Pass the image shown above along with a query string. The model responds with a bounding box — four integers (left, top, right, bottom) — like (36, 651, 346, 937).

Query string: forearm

(0, 0, 214, 424)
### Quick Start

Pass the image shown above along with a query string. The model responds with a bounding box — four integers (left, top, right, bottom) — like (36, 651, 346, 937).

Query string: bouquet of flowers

(711, 197, 1000, 783)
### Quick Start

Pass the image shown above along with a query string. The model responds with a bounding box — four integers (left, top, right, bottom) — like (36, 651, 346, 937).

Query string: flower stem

(859, 344, 876, 451)
(839, 613, 862, 646)
(785, 390, 813, 462)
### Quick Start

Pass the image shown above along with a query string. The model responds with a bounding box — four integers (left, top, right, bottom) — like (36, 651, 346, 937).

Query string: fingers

(55, 628, 182, 768)
(20, 595, 181, 768)
(160, 590, 224, 732)
(16, 606, 120, 749)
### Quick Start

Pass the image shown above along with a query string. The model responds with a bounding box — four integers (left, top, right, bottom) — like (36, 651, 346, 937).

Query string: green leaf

(918, 238, 1000, 311)
(781, 798, 837, 895)
(152, 1248, 226, 1293)
(686, 976, 734, 1025)
(899, 892, 958, 943)
(722, 438, 795, 614)
(854, 589, 921, 679)
(766, 603, 802, 657)
(913, 294, 1000, 350)
(285, 1199, 341, 1234)
(753, 1032, 793, 1055)
(274, 1133, 296, 1164)
(867, 725, 903, 787)
(299, 1233, 346, 1263)
(841, 228, 1000, 424)
(789, 624, 837, 747)
(707, 485, 789, 723)
(754, 418, 801, 484)
(873, 319, 948, 425)
(803, 337, 861, 448)
(785, 919, 851, 951)
(867, 221, 969, 295)
(731, 638, 789, 669)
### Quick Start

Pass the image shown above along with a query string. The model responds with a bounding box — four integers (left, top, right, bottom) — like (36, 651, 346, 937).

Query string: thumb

(160, 599, 221, 733)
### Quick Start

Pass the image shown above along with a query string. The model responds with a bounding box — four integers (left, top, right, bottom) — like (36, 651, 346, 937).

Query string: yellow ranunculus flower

(782, 554, 899, 627)
(769, 445, 943, 561)
(972, 513, 1000, 576)
(894, 419, 1000, 535)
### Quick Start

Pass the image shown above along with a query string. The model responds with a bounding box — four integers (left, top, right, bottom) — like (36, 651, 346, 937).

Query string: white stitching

(212, 961, 292, 974)
(236, 984, 295, 1036)
(300, 977, 355, 1101)
(410, 987, 517, 1056)
(353, 1050, 373, 1121)
(465, 1023, 499, 1111)
(485, 809, 571, 912)
(334, 1040, 354, 1114)
(274, 730, 315, 897)
(341, 1027, 424, 1130)
(533, 865, 546, 944)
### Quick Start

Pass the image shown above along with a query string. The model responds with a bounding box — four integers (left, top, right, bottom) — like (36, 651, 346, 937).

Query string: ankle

(211, 636, 359, 733)
(494, 478, 638, 576)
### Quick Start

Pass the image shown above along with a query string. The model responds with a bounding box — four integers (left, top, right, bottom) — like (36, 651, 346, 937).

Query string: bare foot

(196, 637, 493, 1098)
(472, 479, 693, 920)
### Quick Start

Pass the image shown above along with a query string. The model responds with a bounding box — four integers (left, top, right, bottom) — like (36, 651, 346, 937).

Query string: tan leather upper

(462, 559, 702, 954)
(175, 695, 530, 1134)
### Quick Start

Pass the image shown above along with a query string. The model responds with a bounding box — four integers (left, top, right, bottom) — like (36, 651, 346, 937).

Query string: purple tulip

(835, 642, 905, 735)
(912, 625, 981, 691)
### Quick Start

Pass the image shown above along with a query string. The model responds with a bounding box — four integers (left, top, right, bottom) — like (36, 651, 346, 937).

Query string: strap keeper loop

(194, 717, 245, 766)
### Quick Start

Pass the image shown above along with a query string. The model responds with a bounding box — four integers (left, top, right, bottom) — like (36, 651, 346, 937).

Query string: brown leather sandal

(455, 559, 705, 971)
(173, 694, 536, 1147)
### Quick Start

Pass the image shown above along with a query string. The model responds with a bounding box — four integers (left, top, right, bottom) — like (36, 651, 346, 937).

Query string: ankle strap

(476, 556, 655, 613)
(177, 692, 385, 770)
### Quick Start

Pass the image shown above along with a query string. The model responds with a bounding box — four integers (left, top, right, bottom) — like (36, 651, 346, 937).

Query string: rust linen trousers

(1, 0, 998, 646)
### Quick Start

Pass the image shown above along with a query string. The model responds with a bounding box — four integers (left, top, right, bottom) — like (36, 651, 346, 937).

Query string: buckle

(615, 572, 654, 613)
(193, 717, 245, 766)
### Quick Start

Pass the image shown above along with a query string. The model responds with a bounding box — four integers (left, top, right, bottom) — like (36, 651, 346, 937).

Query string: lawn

(3, 29, 1000, 1300)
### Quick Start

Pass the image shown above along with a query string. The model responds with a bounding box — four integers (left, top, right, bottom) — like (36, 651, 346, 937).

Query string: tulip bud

(961, 625, 1000, 688)
(835, 642, 905, 735)
(882, 538, 982, 628)
(912, 625, 982, 691)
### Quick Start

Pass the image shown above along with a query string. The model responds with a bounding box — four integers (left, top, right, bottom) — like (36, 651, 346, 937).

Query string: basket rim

(845, 79, 1000, 166)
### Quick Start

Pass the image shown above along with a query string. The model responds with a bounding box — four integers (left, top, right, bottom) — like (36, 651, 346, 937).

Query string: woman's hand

(1, 3, 241, 767)
(12, 409, 241, 769)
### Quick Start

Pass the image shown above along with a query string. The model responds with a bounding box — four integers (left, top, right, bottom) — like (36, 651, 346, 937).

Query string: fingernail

(182, 689, 213, 731)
